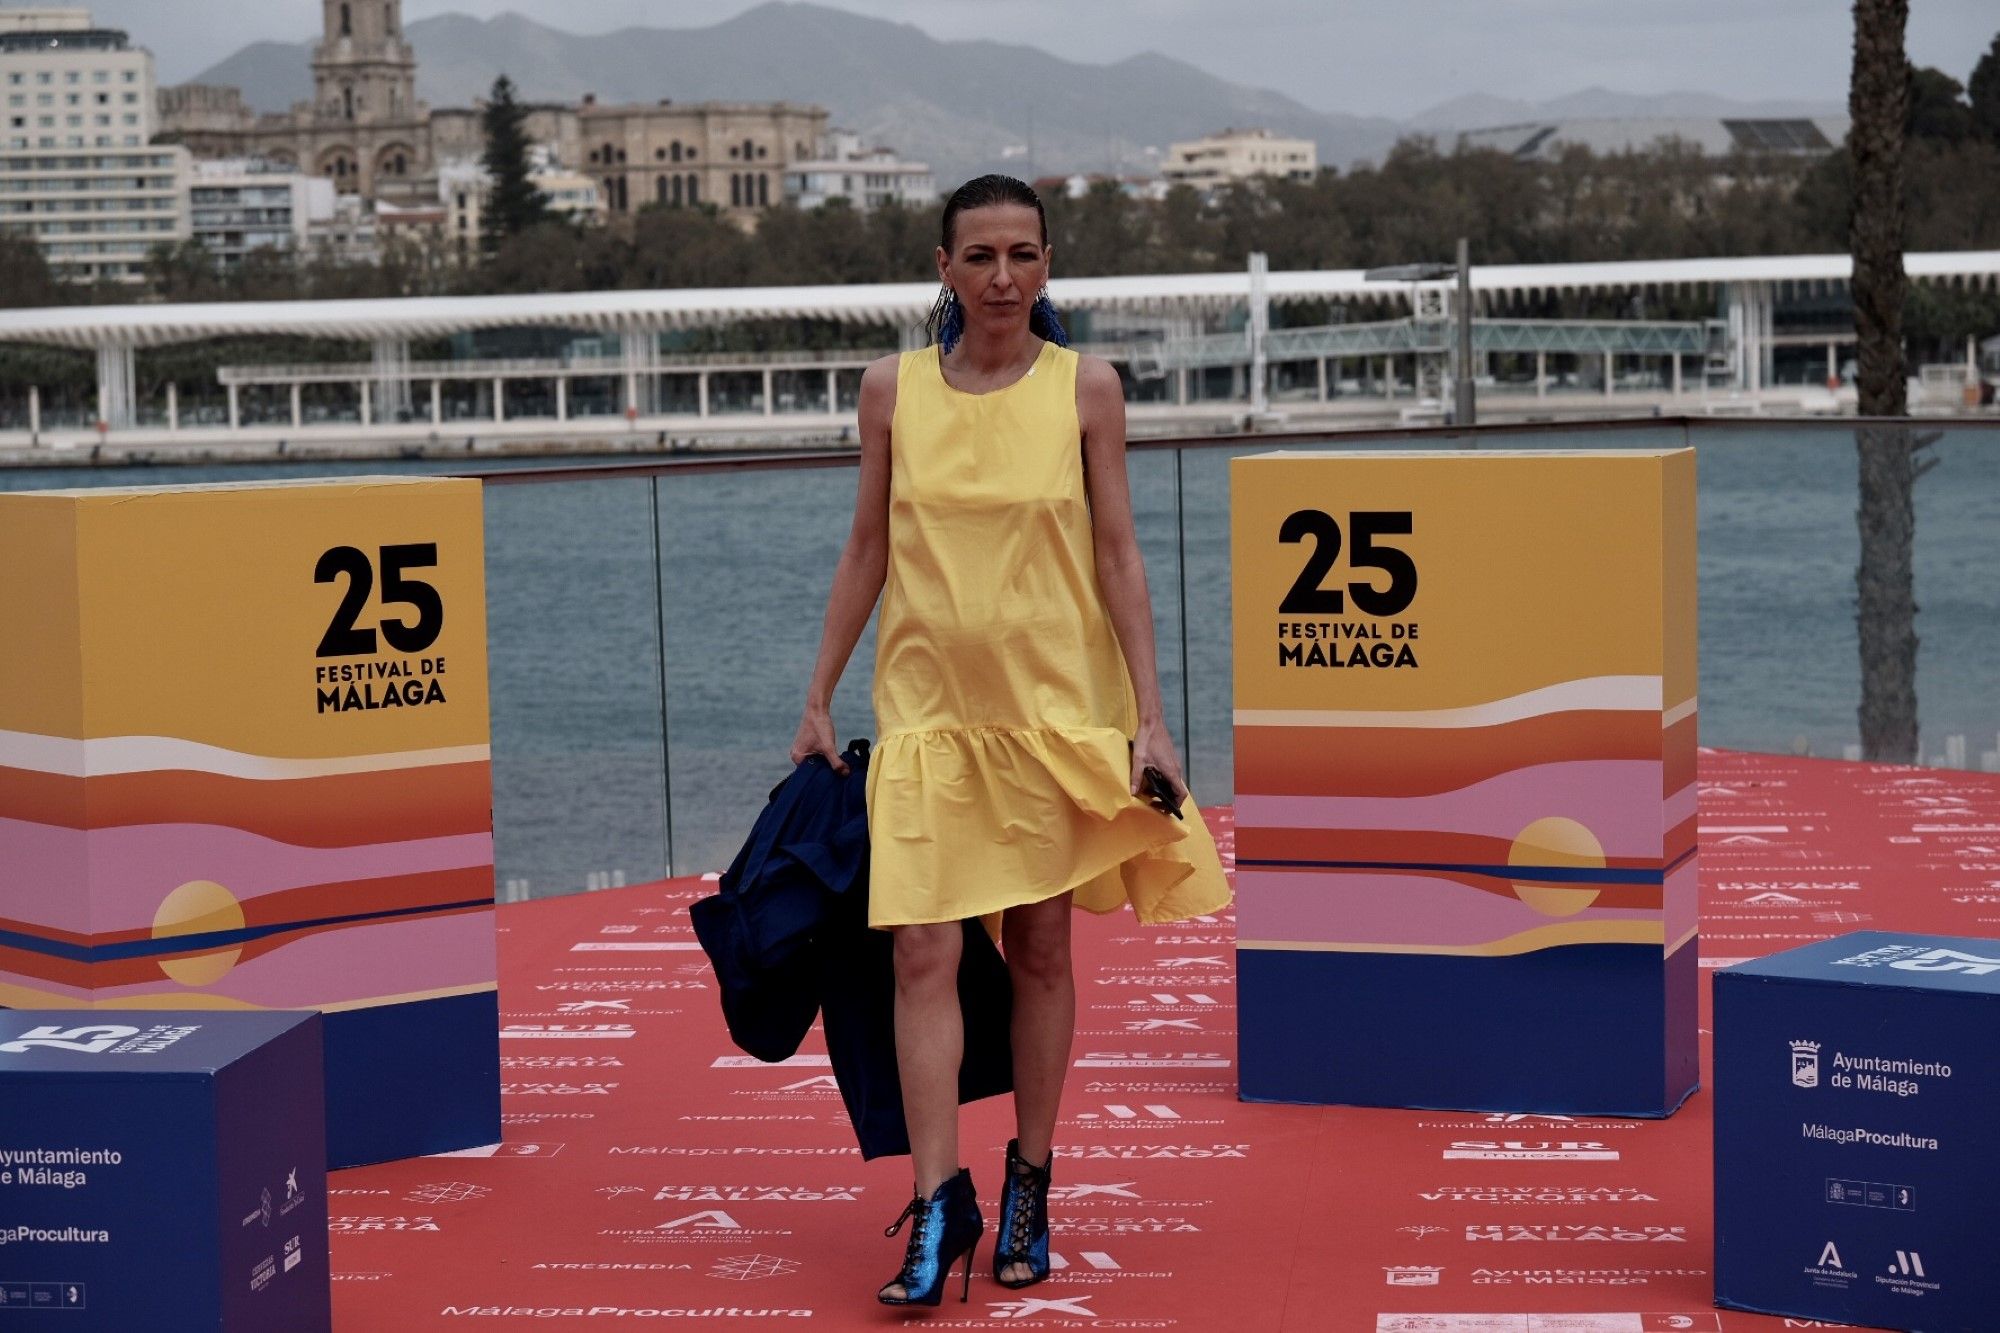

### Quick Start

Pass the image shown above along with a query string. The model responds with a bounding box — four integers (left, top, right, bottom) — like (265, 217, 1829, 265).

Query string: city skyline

(54, 0, 2000, 123)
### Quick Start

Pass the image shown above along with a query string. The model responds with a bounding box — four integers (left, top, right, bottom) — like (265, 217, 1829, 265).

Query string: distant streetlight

(1366, 237, 1475, 426)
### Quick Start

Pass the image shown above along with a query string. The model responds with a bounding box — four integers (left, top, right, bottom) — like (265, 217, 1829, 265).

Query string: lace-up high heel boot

(993, 1138, 1053, 1288)
(877, 1167, 982, 1305)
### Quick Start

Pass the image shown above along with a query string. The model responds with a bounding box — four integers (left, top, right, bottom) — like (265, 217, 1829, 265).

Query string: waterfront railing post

(649, 476, 676, 878)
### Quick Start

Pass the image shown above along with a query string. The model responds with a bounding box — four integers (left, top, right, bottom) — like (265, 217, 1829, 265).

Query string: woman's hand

(790, 703, 850, 775)
(1128, 716, 1186, 804)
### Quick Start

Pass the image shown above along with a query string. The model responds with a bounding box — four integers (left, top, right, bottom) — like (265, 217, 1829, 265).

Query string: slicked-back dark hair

(940, 173, 1049, 252)
(926, 174, 1059, 348)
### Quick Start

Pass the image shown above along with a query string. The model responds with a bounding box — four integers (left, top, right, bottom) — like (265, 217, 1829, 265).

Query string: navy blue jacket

(689, 739, 1014, 1159)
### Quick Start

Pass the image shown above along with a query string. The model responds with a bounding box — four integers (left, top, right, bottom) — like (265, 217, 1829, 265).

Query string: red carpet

(327, 751, 2000, 1330)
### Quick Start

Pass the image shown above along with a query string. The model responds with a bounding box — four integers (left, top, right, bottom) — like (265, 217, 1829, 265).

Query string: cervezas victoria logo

(1790, 1039, 1821, 1088)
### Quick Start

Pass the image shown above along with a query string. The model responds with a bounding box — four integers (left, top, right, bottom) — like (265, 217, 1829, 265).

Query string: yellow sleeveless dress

(865, 340, 1233, 928)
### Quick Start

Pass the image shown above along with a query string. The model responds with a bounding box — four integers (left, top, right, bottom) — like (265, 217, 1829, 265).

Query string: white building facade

(1163, 127, 1317, 189)
(533, 168, 605, 230)
(784, 129, 935, 210)
(441, 152, 606, 262)
(0, 5, 186, 281)
(188, 158, 331, 267)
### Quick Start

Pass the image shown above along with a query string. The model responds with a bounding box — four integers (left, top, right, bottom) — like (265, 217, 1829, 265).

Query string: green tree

(0, 233, 63, 308)
(624, 205, 755, 289)
(1046, 180, 1146, 276)
(480, 74, 549, 256)
(478, 220, 610, 294)
(1906, 280, 2000, 358)
(1154, 184, 1221, 271)
(1969, 33, 2000, 143)
(750, 201, 876, 285)
(144, 239, 228, 303)
(225, 244, 307, 301)
(1902, 137, 2000, 249)
(1850, 0, 1921, 764)
(1907, 64, 1973, 142)
(863, 200, 945, 282)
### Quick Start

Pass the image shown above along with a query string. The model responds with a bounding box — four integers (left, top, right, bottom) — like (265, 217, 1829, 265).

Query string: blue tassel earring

(1031, 289, 1070, 347)
(937, 287, 965, 355)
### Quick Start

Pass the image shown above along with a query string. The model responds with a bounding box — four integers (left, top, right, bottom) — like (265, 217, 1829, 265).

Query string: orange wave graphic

(1236, 711, 1663, 797)
(0, 760, 491, 845)
(1666, 812, 1697, 864)
(1664, 714, 1696, 794)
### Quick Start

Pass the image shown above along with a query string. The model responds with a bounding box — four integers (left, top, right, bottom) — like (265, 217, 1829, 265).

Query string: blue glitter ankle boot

(877, 1167, 981, 1305)
(992, 1138, 1052, 1288)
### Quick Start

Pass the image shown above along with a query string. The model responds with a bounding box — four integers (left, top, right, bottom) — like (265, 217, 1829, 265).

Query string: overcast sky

(63, 0, 2000, 120)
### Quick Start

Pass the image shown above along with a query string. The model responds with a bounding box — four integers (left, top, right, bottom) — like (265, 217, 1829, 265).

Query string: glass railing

(475, 416, 2000, 896)
(4, 416, 1996, 898)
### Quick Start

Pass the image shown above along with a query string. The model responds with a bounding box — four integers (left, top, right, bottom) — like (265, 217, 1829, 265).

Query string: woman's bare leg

(880, 920, 964, 1288)
(999, 892, 1073, 1284)
(882, 920, 965, 1300)
(894, 921, 965, 1190)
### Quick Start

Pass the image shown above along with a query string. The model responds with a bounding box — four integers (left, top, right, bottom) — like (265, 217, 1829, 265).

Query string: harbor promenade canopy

(2, 251, 1998, 351)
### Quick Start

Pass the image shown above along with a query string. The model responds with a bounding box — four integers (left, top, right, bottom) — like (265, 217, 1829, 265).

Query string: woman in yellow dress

(789, 174, 1232, 1306)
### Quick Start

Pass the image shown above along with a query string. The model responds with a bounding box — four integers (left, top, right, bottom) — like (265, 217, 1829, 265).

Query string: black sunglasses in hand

(1140, 766, 1185, 820)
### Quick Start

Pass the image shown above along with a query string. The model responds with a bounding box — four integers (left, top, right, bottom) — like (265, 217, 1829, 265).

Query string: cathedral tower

(307, 0, 425, 196)
(312, 0, 418, 129)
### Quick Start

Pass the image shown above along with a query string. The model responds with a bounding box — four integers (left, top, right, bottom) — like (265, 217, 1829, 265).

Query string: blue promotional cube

(1714, 931, 2000, 1331)
(0, 1011, 331, 1332)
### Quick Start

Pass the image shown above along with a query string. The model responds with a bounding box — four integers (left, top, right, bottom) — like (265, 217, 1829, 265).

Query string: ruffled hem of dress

(865, 723, 1234, 928)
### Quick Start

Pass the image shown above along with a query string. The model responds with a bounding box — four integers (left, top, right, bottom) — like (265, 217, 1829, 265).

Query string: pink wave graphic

(1, 817, 494, 934)
(0, 968, 89, 1004)
(1664, 855, 1698, 948)
(2, 832, 88, 934)
(1236, 869, 1663, 948)
(1235, 760, 1673, 859)
(1666, 780, 1696, 831)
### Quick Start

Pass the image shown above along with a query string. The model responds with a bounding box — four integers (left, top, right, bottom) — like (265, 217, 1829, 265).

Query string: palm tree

(1850, 0, 1920, 762)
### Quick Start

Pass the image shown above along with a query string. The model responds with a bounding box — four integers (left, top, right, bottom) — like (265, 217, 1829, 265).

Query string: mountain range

(189, 2, 1844, 183)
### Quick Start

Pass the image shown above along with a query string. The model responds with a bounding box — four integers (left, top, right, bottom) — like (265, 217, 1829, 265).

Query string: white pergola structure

(1, 250, 1996, 431)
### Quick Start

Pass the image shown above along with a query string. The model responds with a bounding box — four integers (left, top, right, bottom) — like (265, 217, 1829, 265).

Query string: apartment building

(188, 157, 332, 267)
(0, 6, 187, 281)
(1163, 127, 1317, 189)
(785, 129, 935, 210)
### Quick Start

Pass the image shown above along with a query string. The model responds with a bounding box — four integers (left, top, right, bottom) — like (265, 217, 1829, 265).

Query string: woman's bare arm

(791, 354, 896, 772)
(1077, 354, 1185, 799)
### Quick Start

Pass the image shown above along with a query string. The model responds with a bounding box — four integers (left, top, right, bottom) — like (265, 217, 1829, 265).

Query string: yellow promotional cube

(1231, 449, 1698, 1115)
(0, 477, 500, 1165)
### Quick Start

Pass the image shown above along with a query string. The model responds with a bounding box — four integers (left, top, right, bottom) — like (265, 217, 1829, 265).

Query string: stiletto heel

(877, 1168, 983, 1306)
(993, 1137, 1053, 1289)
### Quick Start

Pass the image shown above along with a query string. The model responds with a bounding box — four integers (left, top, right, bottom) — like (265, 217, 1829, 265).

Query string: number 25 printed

(316, 543, 444, 657)
(1278, 510, 1417, 617)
